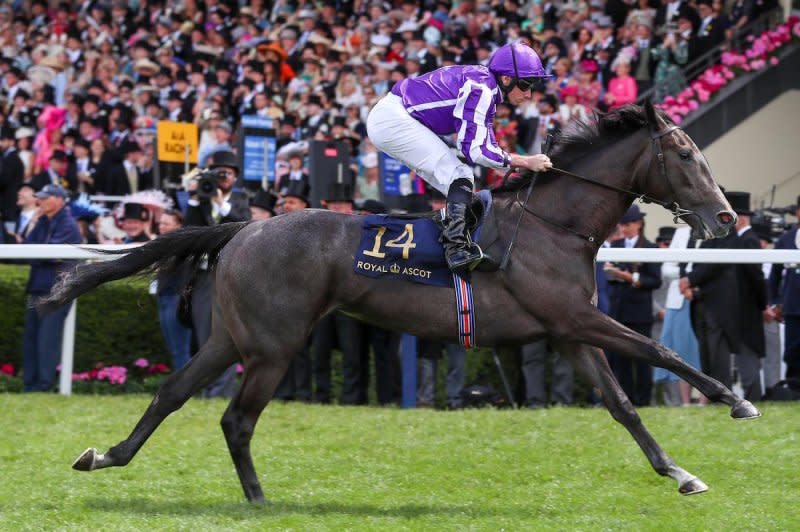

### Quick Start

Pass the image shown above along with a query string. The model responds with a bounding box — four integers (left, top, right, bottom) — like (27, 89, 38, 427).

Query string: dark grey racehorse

(44, 103, 760, 504)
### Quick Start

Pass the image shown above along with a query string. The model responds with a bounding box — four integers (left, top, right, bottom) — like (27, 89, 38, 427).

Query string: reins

(497, 123, 697, 270)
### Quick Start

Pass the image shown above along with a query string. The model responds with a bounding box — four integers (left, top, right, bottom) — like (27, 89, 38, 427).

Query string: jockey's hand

(517, 154, 552, 172)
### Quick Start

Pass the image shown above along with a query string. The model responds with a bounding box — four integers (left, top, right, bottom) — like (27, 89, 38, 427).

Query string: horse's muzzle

(713, 210, 737, 236)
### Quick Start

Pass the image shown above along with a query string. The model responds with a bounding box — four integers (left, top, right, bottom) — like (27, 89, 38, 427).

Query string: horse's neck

(512, 132, 648, 245)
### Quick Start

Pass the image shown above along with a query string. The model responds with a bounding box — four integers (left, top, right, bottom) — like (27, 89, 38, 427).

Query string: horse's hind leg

(72, 332, 239, 472)
(220, 356, 288, 504)
(555, 341, 709, 495)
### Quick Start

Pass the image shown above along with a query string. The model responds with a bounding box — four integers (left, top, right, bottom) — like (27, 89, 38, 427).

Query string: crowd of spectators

(0, 0, 793, 402)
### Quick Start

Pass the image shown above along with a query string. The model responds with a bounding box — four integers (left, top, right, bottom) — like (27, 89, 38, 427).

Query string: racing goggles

(514, 77, 542, 92)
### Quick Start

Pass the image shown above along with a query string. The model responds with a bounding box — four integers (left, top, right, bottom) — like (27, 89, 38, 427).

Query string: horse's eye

(678, 151, 691, 160)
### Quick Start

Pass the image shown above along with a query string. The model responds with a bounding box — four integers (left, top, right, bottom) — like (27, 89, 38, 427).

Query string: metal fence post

(58, 300, 77, 396)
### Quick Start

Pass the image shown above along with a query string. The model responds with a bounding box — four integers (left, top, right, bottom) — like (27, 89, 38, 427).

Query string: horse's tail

(38, 222, 249, 313)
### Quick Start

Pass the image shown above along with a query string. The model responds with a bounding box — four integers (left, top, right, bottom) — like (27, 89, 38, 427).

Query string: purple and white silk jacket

(391, 65, 511, 170)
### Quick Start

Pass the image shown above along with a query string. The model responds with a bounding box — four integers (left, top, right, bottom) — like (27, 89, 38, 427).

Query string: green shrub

(0, 264, 169, 371)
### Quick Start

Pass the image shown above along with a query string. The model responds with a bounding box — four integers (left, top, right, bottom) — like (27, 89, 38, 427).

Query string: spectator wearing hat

(249, 189, 278, 220)
(557, 85, 589, 124)
(728, 192, 766, 401)
(280, 179, 311, 214)
(20, 184, 81, 392)
(604, 55, 638, 110)
(29, 149, 77, 193)
(185, 150, 250, 399)
(654, 0, 697, 37)
(631, 21, 659, 94)
(120, 202, 152, 243)
(155, 209, 192, 372)
(198, 120, 234, 168)
(680, 191, 761, 400)
(311, 181, 366, 404)
(0, 125, 25, 234)
(768, 198, 800, 392)
(651, 16, 690, 101)
(605, 205, 662, 406)
(694, 0, 726, 58)
(96, 140, 144, 196)
(576, 59, 603, 109)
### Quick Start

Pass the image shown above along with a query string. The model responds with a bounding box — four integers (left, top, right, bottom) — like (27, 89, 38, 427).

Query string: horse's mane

(492, 104, 672, 193)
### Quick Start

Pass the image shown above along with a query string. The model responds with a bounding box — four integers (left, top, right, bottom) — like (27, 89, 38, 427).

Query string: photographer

(185, 150, 250, 399)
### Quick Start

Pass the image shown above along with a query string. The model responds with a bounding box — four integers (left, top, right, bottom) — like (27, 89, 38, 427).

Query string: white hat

(370, 33, 391, 47)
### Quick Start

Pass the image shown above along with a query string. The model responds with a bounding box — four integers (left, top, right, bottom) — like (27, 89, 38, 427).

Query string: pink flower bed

(70, 358, 171, 385)
(657, 16, 799, 123)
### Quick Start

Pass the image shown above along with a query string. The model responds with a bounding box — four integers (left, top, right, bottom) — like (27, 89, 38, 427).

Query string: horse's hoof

(249, 495, 271, 506)
(72, 448, 98, 471)
(731, 400, 761, 420)
(679, 476, 709, 495)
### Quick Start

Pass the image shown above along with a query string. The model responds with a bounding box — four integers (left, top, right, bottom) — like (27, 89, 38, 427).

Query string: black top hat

(0, 125, 14, 140)
(121, 140, 142, 155)
(122, 202, 150, 221)
(284, 179, 310, 204)
(50, 149, 69, 162)
(208, 150, 239, 173)
(360, 199, 387, 214)
(331, 115, 347, 127)
(751, 221, 772, 243)
(656, 226, 676, 243)
(620, 204, 646, 223)
(324, 181, 353, 203)
(251, 189, 278, 214)
(724, 191, 753, 216)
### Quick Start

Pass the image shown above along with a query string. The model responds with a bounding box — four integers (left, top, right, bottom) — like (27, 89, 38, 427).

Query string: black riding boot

(441, 178, 483, 273)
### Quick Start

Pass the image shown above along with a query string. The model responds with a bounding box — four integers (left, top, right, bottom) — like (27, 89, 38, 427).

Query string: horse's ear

(643, 99, 659, 128)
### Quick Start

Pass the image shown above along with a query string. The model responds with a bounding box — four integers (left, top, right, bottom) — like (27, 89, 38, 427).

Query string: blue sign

(242, 135, 276, 182)
(241, 115, 273, 129)
(381, 153, 412, 197)
(241, 115, 275, 183)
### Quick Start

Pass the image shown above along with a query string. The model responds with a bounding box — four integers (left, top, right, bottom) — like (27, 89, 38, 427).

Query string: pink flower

(687, 99, 699, 111)
(672, 114, 683, 125)
(723, 70, 734, 80)
(134, 358, 149, 368)
(236, 363, 244, 374)
(697, 89, 710, 103)
(0, 363, 14, 376)
(770, 56, 779, 66)
(746, 34, 755, 42)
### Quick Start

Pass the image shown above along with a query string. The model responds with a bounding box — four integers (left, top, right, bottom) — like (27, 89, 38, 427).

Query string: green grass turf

(0, 396, 797, 531)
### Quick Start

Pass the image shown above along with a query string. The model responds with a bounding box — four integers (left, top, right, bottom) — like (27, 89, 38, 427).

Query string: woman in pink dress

(604, 57, 638, 110)
(576, 60, 603, 110)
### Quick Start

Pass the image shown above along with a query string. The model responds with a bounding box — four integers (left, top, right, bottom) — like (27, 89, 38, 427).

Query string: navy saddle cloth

(353, 190, 500, 287)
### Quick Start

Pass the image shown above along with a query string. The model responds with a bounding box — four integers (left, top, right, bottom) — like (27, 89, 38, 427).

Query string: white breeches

(366, 93, 473, 196)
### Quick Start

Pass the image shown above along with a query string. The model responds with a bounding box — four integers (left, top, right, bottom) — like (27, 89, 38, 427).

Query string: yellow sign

(156, 121, 199, 163)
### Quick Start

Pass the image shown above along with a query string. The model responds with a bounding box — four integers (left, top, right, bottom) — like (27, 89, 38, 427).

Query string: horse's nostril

(717, 211, 735, 226)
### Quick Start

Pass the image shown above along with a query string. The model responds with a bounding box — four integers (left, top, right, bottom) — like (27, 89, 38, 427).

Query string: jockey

(367, 42, 553, 273)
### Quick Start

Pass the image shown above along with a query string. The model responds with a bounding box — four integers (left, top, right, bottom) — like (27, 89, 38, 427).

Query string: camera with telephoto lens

(194, 168, 226, 200)
(752, 205, 796, 241)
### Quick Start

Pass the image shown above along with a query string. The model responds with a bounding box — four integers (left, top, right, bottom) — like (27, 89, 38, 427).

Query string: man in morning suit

(606, 205, 662, 406)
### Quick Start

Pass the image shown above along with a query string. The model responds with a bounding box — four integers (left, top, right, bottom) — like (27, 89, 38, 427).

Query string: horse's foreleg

(72, 334, 239, 472)
(220, 356, 287, 505)
(555, 306, 760, 419)
(555, 341, 709, 495)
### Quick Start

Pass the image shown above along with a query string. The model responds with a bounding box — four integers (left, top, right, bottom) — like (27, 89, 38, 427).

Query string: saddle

(353, 190, 506, 287)
(388, 190, 505, 272)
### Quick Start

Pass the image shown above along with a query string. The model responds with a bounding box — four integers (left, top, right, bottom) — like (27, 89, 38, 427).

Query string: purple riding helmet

(488, 41, 551, 94)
